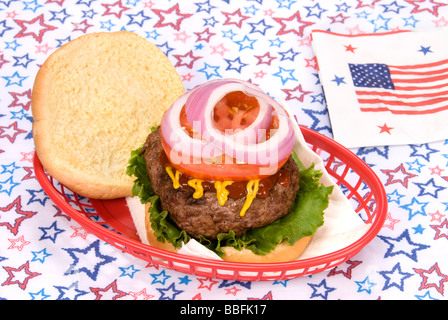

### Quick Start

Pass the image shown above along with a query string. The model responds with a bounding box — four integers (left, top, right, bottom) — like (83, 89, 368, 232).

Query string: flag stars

(344, 44, 357, 53)
(418, 45, 432, 55)
(331, 75, 346, 86)
(378, 123, 394, 134)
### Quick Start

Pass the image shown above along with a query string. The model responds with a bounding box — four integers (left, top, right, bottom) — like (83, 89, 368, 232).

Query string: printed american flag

(349, 60, 448, 115)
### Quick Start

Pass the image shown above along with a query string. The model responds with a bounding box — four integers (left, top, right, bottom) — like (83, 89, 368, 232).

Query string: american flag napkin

(311, 28, 448, 148)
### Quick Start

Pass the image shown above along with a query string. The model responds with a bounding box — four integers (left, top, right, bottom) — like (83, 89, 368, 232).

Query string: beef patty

(141, 127, 300, 240)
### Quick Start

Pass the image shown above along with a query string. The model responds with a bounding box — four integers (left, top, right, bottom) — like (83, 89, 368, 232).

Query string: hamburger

(127, 79, 333, 263)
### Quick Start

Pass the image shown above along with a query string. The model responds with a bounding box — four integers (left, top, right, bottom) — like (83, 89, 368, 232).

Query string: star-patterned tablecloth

(1, 0, 448, 301)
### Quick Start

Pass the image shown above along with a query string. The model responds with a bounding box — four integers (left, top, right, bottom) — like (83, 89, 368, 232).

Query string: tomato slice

(213, 91, 260, 132)
(161, 137, 288, 181)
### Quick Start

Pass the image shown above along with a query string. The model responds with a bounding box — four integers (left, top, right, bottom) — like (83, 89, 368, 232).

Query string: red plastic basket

(33, 126, 387, 281)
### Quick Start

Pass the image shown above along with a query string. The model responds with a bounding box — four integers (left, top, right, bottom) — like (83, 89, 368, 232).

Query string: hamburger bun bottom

(143, 203, 312, 263)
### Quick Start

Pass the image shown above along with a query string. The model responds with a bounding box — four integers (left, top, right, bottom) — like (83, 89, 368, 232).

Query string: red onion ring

(161, 79, 295, 168)
(161, 90, 222, 165)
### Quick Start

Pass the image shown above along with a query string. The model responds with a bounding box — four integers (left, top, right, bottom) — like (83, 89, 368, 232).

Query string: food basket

(33, 125, 387, 281)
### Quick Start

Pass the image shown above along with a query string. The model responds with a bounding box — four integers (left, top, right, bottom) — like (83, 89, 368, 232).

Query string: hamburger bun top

(31, 31, 184, 199)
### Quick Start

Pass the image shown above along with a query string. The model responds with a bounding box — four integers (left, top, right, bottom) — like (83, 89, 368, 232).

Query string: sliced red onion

(185, 79, 295, 166)
(161, 79, 295, 168)
(161, 90, 223, 165)
(185, 80, 273, 145)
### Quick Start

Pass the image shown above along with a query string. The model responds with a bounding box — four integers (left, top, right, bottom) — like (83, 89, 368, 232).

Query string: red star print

(90, 280, 127, 300)
(102, 0, 130, 18)
(70, 225, 90, 239)
(327, 260, 362, 279)
(8, 235, 31, 251)
(0, 196, 37, 236)
(153, 4, 192, 31)
(356, 0, 381, 8)
(46, 0, 65, 5)
(9, 90, 31, 110)
(304, 56, 318, 70)
(381, 163, 417, 188)
(429, 165, 444, 175)
(35, 43, 54, 55)
(52, 204, 70, 220)
(181, 73, 194, 82)
(2, 261, 41, 290)
(329, 13, 349, 24)
(22, 167, 35, 180)
(0, 54, 9, 68)
(222, 9, 249, 28)
(254, 70, 267, 78)
(428, 210, 445, 222)
(197, 277, 219, 290)
(430, 219, 448, 240)
(413, 262, 448, 295)
(225, 286, 242, 296)
(282, 84, 312, 102)
(255, 52, 277, 65)
(72, 19, 94, 33)
(378, 123, 394, 134)
(248, 290, 273, 300)
(273, 11, 314, 37)
(192, 293, 202, 300)
(20, 151, 35, 163)
(128, 288, 155, 300)
(14, 14, 56, 43)
(0, 121, 27, 143)
(174, 50, 201, 69)
(344, 44, 357, 53)
(405, 0, 447, 17)
(194, 28, 215, 42)
(383, 212, 401, 230)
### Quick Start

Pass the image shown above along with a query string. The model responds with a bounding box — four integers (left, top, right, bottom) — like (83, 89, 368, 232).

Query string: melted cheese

(188, 179, 204, 199)
(240, 179, 260, 217)
(165, 166, 180, 189)
(214, 181, 233, 206)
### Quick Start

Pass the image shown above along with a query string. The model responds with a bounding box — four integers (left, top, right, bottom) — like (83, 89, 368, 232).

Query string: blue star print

(379, 262, 413, 291)
(63, 240, 116, 281)
(378, 229, 430, 262)
(418, 45, 432, 55)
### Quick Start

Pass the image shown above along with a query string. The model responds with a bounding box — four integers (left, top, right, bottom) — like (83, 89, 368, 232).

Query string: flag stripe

(389, 66, 448, 76)
(388, 58, 448, 70)
(391, 73, 448, 84)
(355, 89, 448, 99)
(357, 96, 448, 107)
(360, 105, 448, 115)
(393, 82, 448, 91)
(351, 60, 448, 115)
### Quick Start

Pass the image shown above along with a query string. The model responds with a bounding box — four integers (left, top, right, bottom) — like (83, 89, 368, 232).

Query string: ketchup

(159, 150, 290, 199)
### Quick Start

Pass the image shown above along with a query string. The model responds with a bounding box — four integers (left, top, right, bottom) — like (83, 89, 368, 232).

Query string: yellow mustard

(165, 166, 180, 189)
(187, 179, 204, 199)
(165, 166, 259, 218)
(240, 179, 260, 217)
(214, 181, 233, 206)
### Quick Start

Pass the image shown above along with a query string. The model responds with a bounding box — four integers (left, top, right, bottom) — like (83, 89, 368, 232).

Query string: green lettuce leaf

(127, 148, 333, 257)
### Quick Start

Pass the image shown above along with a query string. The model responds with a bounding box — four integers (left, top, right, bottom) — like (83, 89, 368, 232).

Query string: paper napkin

(312, 28, 448, 148)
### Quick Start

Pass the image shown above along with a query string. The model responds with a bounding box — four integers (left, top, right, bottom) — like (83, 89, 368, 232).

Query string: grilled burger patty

(141, 127, 300, 240)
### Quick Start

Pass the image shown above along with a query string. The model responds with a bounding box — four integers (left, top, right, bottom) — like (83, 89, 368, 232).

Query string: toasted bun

(31, 31, 184, 199)
(143, 203, 312, 263)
